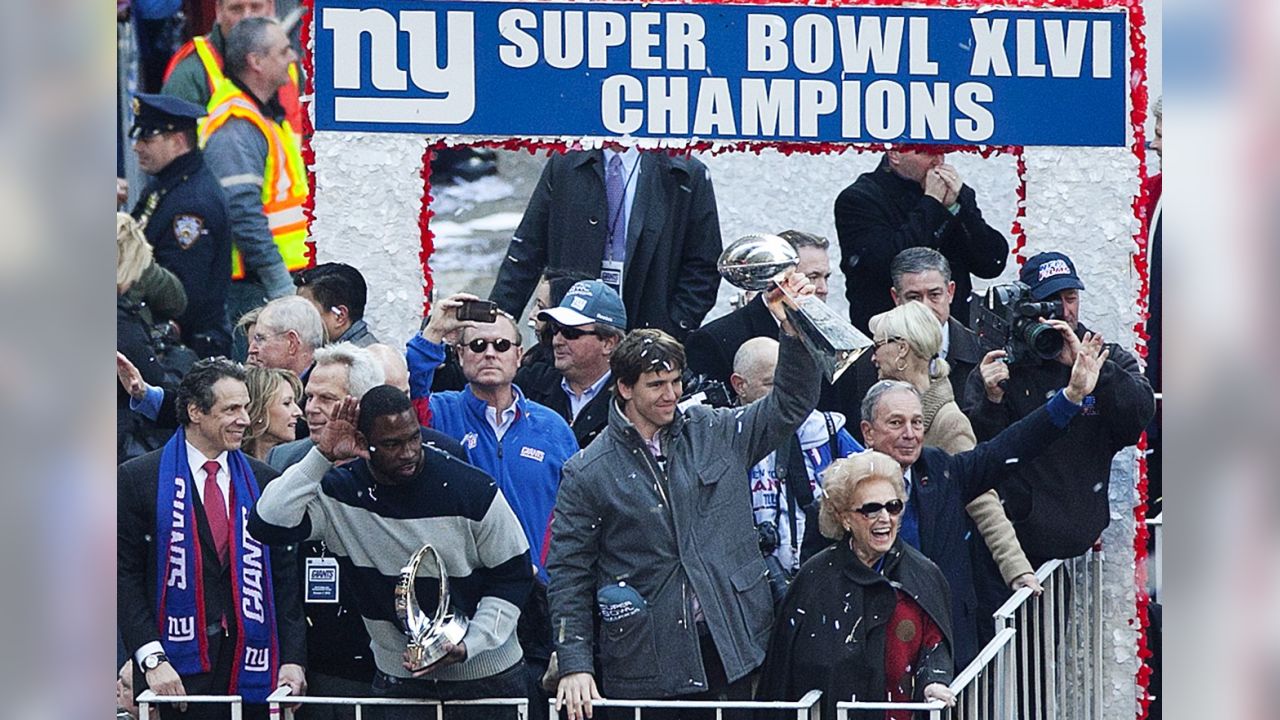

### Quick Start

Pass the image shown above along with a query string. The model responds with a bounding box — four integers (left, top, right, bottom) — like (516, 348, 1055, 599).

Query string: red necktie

(201, 460, 230, 565)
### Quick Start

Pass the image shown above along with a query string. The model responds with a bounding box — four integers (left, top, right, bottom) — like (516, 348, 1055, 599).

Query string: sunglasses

(550, 324, 599, 341)
(873, 336, 903, 350)
(854, 499, 906, 517)
(461, 338, 515, 354)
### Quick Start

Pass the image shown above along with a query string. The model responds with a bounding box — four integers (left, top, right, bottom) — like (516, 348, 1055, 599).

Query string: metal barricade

(137, 690, 244, 719)
(836, 628, 1016, 720)
(993, 551, 1105, 720)
(542, 690, 824, 720)
(267, 688, 529, 720)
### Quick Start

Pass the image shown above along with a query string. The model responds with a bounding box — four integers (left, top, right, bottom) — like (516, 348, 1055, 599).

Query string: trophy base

(785, 298, 873, 383)
(405, 615, 470, 671)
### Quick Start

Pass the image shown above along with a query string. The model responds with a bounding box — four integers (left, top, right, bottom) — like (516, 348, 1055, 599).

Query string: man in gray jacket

(547, 273, 821, 720)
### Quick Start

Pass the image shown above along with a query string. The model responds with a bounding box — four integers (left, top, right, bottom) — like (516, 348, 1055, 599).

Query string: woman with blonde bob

(869, 301, 1039, 594)
(241, 367, 304, 461)
(758, 451, 955, 719)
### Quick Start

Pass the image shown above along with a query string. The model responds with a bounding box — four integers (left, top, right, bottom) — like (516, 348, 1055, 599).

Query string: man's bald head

(366, 343, 410, 395)
(730, 337, 779, 405)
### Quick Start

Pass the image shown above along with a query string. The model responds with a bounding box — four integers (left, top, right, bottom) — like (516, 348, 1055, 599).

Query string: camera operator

(962, 252, 1155, 564)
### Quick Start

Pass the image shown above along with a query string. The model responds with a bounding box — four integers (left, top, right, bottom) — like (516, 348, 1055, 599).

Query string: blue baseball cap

(538, 280, 627, 330)
(1020, 252, 1086, 301)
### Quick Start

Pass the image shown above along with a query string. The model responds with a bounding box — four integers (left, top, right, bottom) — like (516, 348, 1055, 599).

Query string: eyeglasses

(461, 338, 515, 354)
(250, 330, 289, 345)
(873, 337, 903, 350)
(550, 324, 599, 341)
(853, 499, 906, 518)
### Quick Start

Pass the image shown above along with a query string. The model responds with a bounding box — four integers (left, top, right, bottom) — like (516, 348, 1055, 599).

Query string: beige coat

(922, 376, 1033, 584)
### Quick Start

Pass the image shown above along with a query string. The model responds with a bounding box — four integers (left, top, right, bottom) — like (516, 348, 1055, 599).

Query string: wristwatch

(141, 651, 169, 672)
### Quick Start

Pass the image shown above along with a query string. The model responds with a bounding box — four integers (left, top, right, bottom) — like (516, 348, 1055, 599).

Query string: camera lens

(1025, 322, 1065, 360)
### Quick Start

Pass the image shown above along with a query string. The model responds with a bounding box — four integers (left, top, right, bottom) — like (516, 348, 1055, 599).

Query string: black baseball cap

(1020, 252, 1085, 301)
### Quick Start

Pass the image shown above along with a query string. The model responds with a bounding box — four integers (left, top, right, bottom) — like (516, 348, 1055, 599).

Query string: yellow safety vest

(190, 35, 304, 133)
(200, 82, 311, 281)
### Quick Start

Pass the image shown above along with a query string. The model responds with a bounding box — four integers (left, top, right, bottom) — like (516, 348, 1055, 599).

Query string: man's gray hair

(258, 295, 326, 350)
(778, 229, 829, 251)
(313, 342, 386, 399)
(890, 247, 953, 289)
(225, 16, 278, 80)
(861, 380, 922, 424)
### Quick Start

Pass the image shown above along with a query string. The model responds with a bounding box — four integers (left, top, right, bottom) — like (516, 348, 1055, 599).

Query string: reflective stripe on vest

(200, 85, 310, 281)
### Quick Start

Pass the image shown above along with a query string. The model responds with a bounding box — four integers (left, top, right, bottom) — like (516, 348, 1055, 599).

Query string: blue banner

(312, 1, 1128, 146)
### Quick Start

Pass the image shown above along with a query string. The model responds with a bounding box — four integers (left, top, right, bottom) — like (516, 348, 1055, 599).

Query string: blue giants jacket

(407, 335, 578, 580)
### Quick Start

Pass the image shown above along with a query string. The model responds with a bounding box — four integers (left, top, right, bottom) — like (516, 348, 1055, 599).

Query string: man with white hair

(248, 295, 324, 378)
(729, 337, 862, 587)
(365, 343, 410, 395)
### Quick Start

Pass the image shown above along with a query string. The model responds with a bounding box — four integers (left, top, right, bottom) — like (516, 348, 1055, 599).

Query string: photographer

(962, 252, 1155, 563)
(730, 338, 863, 602)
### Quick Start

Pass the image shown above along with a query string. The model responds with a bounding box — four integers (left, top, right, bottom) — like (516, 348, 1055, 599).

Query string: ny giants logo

(321, 8, 476, 124)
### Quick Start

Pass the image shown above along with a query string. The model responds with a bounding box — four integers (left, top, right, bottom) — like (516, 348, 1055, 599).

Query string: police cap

(129, 94, 206, 139)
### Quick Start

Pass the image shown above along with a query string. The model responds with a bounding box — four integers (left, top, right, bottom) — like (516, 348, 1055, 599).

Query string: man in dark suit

(685, 230, 833, 389)
(857, 332, 1104, 669)
(118, 358, 306, 719)
(842, 247, 984, 443)
(834, 150, 1009, 333)
(515, 280, 626, 449)
(490, 148, 722, 341)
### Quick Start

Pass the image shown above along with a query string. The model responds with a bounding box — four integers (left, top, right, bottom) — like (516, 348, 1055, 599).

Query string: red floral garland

(298, 0, 318, 269)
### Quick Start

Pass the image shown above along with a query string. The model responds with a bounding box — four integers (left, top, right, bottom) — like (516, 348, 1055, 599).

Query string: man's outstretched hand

(314, 396, 366, 462)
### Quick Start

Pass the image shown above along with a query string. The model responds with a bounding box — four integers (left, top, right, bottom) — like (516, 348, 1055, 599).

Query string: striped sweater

(250, 446, 532, 681)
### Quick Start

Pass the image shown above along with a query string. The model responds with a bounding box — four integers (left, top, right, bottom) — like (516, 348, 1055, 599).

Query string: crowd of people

(116, 4, 1160, 719)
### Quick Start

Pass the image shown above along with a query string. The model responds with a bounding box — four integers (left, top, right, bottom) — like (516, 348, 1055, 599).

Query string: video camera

(970, 282, 1065, 365)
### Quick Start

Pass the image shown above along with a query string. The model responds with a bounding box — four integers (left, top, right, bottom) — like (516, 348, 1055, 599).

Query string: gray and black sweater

(250, 445, 532, 681)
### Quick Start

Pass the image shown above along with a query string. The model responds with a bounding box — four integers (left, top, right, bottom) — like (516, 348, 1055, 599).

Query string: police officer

(130, 93, 233, 358)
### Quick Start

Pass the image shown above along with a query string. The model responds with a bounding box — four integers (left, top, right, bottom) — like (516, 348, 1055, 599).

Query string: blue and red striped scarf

(154, 427, 279, 702)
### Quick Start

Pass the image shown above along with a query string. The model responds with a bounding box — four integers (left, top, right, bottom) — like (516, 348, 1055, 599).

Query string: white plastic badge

(305, 557, 340, 603)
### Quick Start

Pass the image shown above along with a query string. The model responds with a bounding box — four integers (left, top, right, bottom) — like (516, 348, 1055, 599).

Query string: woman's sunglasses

(854, 499, 906, 517)
(461, 338, 515, 354)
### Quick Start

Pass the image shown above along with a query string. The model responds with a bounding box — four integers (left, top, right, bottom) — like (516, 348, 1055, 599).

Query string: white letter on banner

(602, 75, 644, 134)
(498, 9, 539, 68)
(954, 82, 994, 141)
(692, 77, 736, 134)
(667, 13, 706, 70)
(746, 15, 788, 71)
(794, 15, 834, 74)
(323, 8, 406, 90)
(741, 78, 795, 136)
(910, 82, 950, 140)
(1092, 20, 1112, 78)
(798, 80, 838, 136)
(545, 11, 585, 69)
(631, 12, 661, 70)
(969, 19, 1011, 76)
(841, 80, 862, 138)
(837, 16, 903, 74)
(587, 12, 627, 68)
(1044, 20, 1087, 78)
(647, 77, 689, 134)
(402, 12, 475, 113)
(865, 80, 906, 140)
(1016, 19, 1045, 77)
(908, 17, 938, 75)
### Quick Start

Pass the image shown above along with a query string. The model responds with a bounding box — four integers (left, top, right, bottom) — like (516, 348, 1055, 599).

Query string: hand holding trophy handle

(396, 544, 470, 672)
(717, 234, 873, 383)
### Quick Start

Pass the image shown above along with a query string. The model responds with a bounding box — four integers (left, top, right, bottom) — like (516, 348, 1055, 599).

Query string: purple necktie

(605, 154, 626, 261)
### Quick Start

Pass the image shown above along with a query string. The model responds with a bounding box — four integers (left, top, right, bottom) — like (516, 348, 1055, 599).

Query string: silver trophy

(395, 544, 470, 671)
(718, 233, 873, 383)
